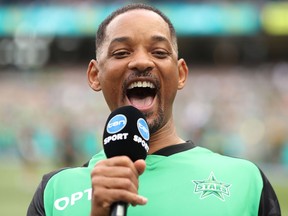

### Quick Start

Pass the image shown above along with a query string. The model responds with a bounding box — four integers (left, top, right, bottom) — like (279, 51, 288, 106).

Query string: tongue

(130, 96, 153, 109)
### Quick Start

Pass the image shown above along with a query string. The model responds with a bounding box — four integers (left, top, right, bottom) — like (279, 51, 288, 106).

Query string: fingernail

(138, 195, 148, 204)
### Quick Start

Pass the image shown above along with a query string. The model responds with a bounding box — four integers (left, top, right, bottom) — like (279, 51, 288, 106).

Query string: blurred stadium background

(0, 0, 287, 215)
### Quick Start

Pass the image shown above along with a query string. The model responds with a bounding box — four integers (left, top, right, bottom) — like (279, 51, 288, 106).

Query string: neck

(148, 118, 184, 154)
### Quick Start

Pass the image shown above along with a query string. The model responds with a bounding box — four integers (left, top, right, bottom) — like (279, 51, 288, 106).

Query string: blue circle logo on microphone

(107, 114, 127, 134)
(137, 118, 150, 141)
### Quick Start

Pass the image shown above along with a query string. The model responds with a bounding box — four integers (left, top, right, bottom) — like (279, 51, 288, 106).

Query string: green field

(274, 186, 288, 216)
(0, 162, 287, 216)
(0, 162, 55, 216)
(274, 185, 288, 216)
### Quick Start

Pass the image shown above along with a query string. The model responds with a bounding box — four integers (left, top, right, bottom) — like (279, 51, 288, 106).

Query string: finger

(96, 156, 140, 176)
(92, 175, 138, 193)
(91, 165, 140, 190)
(93, 187, 148, 206)
(134, 159, 146, 175)
(96, 156, 133, 167)
(93, 164, 138, 179)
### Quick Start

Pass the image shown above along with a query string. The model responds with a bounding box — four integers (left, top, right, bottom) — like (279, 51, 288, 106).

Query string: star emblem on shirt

(193, 172, 231, 201)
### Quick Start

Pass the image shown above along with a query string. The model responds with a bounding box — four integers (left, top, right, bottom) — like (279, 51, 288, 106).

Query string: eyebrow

(110, 36, 130, 45)
(151, 35, 170, 44)
(109, 35, 171, 47)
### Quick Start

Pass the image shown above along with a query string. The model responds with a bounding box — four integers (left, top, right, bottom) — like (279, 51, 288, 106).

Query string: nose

(128, 49, 154, 73)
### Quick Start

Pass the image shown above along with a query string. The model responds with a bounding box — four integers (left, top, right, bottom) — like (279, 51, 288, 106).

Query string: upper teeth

(128, 81, 155, 89)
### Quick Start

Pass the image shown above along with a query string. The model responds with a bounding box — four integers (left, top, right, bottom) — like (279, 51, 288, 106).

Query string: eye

(112, 50, 131, 59)
(152, 49, 171, 59)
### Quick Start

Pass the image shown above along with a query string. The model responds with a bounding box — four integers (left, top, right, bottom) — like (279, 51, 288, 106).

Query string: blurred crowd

(179, 64, 288, 165)
(0, 0, 190, 4)
(0, 67, 105, 167)
(0, 0, 284, 4)
(0, 63, 288, 168)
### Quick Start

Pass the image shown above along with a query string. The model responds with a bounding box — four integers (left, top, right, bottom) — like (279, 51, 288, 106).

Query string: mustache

(132, 68, 153, 77)
(123, 71, 160, 90)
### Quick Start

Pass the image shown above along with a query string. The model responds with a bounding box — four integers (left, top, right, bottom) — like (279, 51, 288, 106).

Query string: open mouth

(126, 81, 157, 109)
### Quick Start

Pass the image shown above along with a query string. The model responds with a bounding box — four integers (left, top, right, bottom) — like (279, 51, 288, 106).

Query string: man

(27, 3, 281, 216)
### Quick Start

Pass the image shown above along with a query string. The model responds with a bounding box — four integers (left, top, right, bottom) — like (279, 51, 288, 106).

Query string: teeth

(128, 81, 155, 89)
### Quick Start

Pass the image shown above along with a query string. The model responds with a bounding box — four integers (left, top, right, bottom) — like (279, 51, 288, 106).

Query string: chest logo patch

(192, 172, 231, 201)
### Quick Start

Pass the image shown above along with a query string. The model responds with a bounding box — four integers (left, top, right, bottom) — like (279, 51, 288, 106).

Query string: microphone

(102, 105, 150, 216)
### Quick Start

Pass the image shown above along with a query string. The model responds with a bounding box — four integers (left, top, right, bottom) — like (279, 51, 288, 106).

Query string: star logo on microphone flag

(192, 172, 231, 201)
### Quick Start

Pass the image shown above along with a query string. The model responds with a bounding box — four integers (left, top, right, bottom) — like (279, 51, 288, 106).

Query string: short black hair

(95, 3, 178, 58)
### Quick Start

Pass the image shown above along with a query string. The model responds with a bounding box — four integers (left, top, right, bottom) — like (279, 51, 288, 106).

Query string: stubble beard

(121, 72, 164, 134)
(144, 100, 164, 135)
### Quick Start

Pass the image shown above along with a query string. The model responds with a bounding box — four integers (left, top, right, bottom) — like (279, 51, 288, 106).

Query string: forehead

(105, 9, 171, 42)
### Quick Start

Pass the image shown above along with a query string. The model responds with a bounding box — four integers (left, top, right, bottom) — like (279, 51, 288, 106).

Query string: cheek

(100, 73, 121, 95)
(161, 69, 179, 102)
(163, 68, 179, 90)
(100, 63, 123, 87)
(98, 66, 125, 109)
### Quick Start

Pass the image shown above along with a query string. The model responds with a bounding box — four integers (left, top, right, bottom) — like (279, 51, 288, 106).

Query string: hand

(90, 156, 148, 216)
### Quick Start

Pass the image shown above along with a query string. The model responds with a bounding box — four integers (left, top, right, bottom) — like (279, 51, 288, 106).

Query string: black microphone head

(103, 106, 150, 162)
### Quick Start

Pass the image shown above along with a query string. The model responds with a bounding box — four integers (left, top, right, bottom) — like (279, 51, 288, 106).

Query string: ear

(87, 59, 101, 91)
(177, 58, 189, 90)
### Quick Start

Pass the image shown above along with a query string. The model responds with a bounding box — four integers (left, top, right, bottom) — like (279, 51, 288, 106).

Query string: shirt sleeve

(27, 175, 48, 216)
(258, 169, 281, 216)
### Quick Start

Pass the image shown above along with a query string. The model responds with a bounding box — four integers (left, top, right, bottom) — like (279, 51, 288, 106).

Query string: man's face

(89, 9, 187, 133)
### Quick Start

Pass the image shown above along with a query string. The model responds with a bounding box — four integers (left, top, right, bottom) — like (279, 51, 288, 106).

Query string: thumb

(134, 159, 146, 175)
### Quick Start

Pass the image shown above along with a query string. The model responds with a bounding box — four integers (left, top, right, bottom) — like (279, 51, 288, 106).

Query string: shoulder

(191, 147, 281, 215)
(190, 146, 261, 172)
(258, 169, 281, 216)
(26, 167, 72, 216)
(26, 151, 106, 216)
(42, 150, 107, 189)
